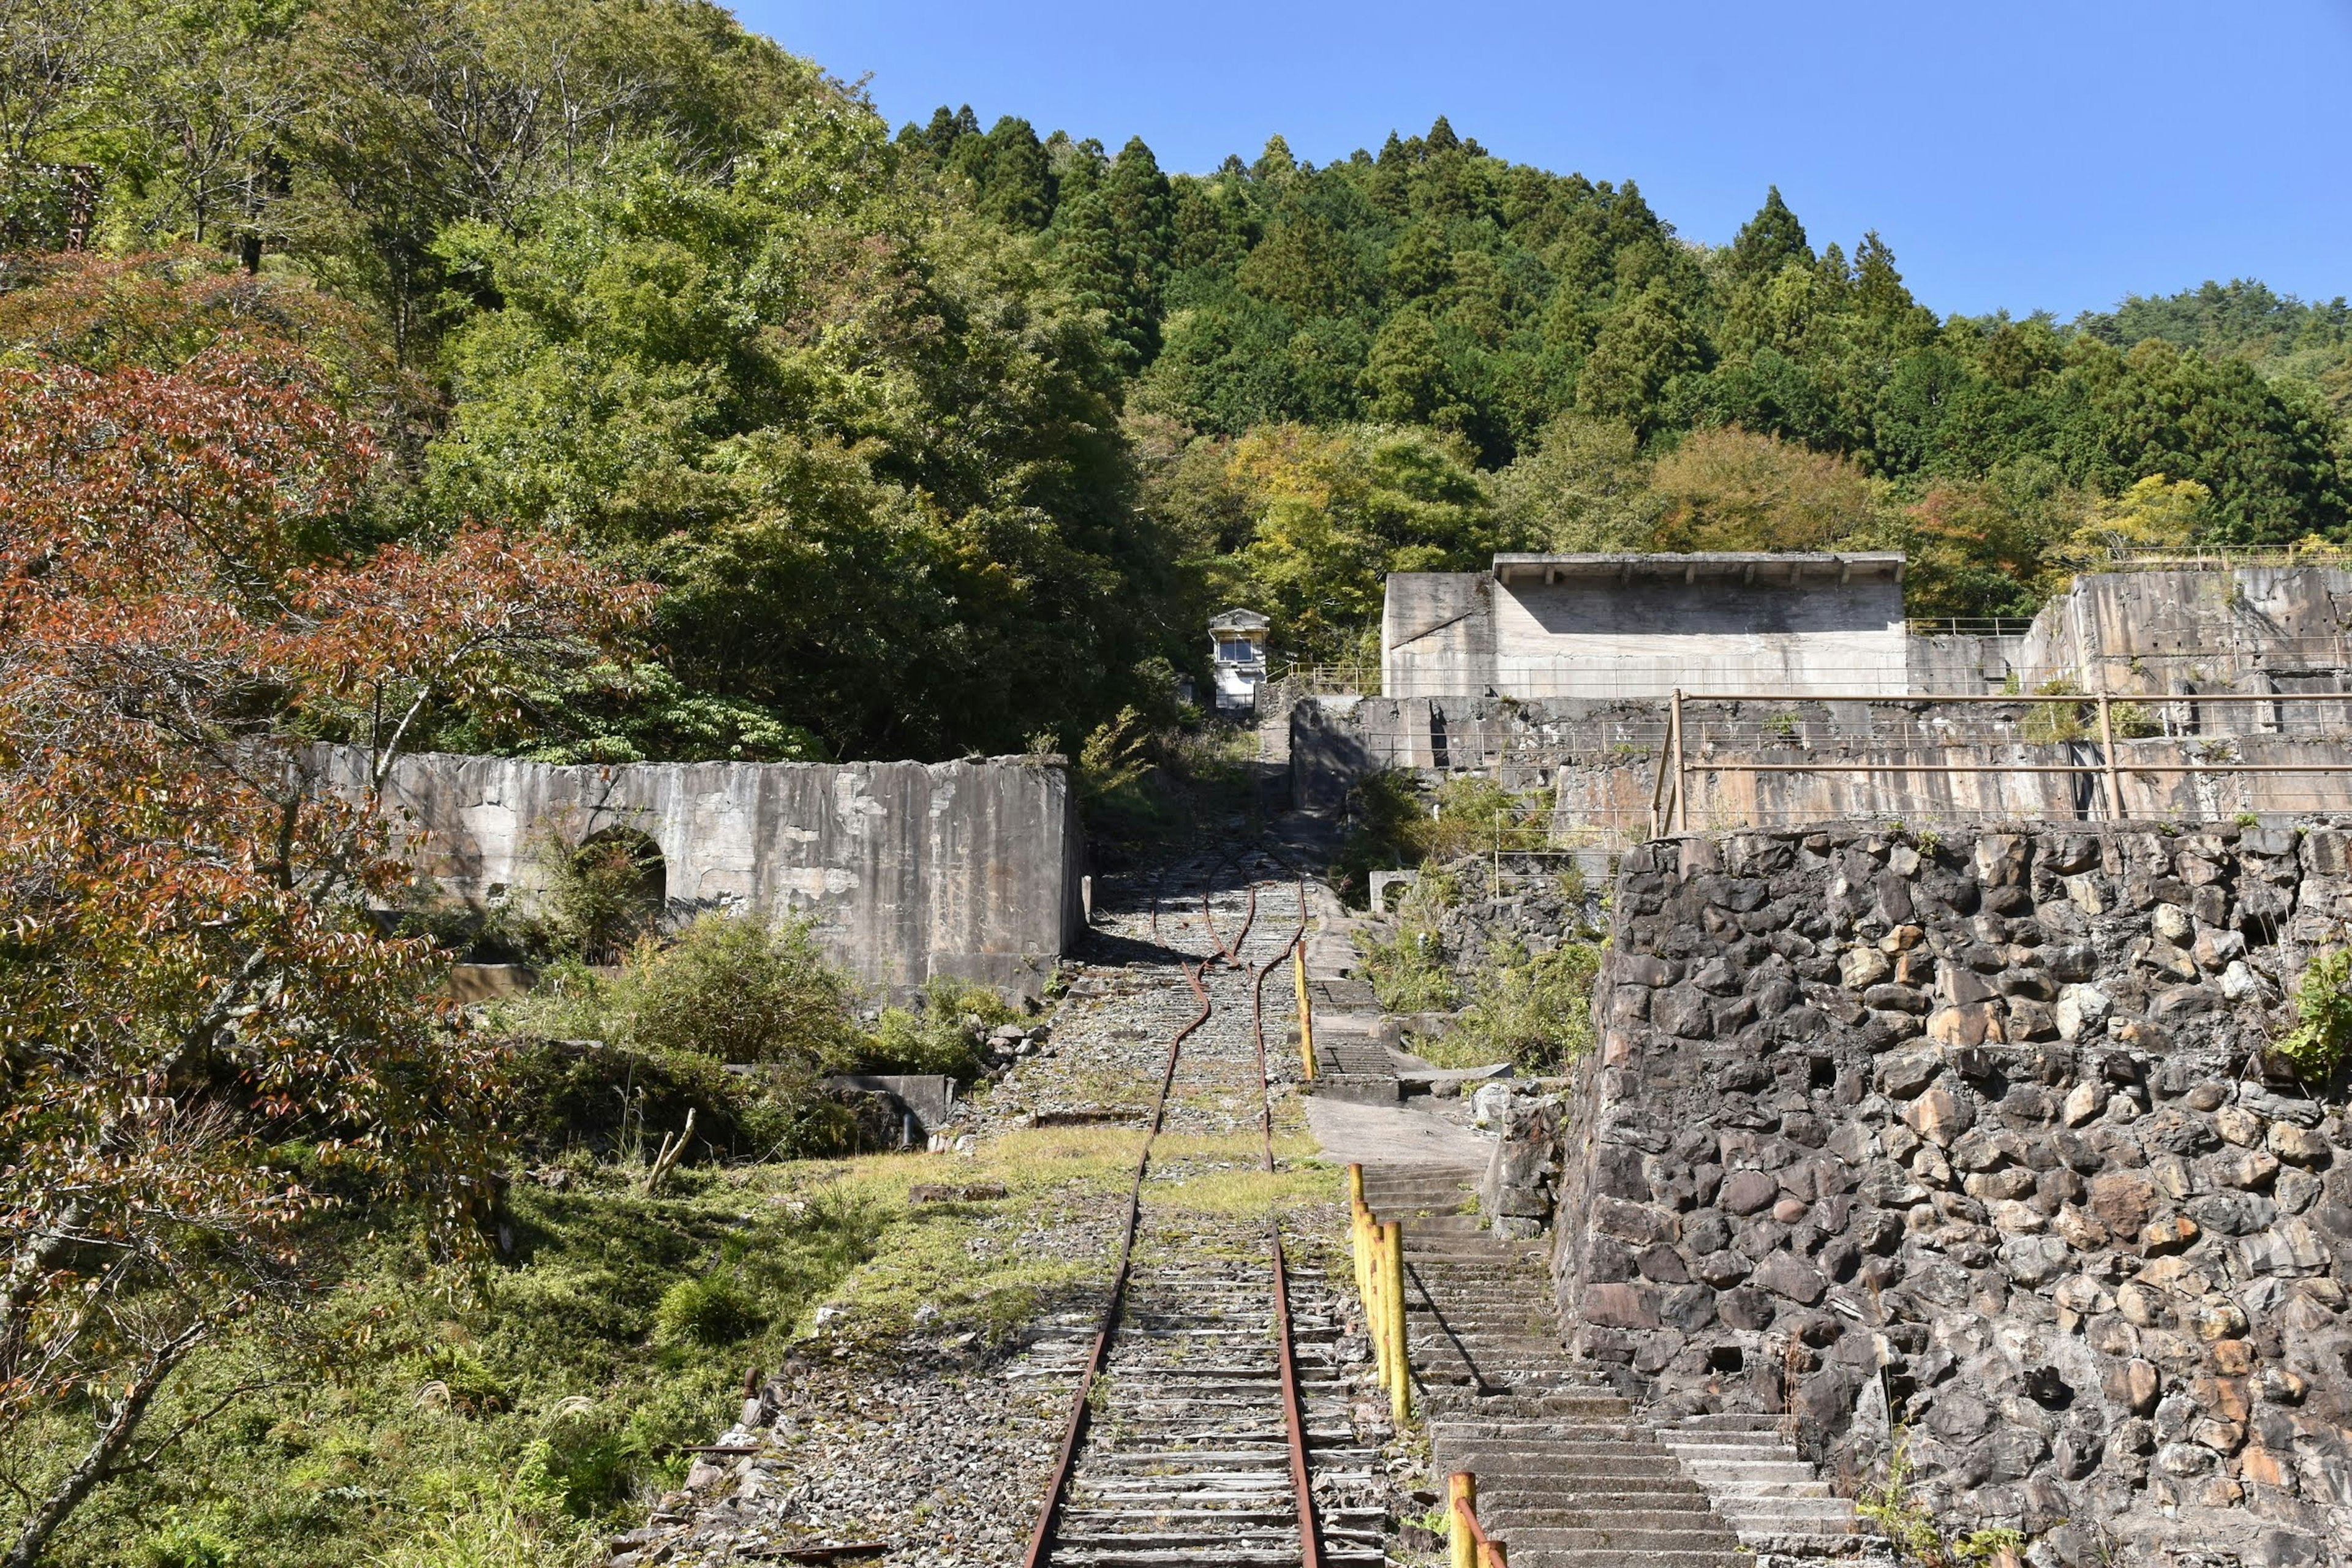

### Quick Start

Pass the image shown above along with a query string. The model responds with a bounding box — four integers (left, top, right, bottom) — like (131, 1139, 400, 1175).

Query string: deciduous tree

(0, 344, 647, 1565)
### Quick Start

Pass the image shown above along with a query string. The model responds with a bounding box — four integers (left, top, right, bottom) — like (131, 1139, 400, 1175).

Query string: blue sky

(738, 0, 2351, 322)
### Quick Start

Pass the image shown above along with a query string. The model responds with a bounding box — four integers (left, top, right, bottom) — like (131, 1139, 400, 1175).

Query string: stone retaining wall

(1540, 820, 2352, 1564)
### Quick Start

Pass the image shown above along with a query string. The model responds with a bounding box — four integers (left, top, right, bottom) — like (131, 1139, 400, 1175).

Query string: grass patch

(28, 1165, 878, 1568)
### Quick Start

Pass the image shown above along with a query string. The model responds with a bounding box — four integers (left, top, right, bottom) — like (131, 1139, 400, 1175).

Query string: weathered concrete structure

(1474, 822, 2352, 1562)
(1290, 691, 2352, 835)
(331, 749, 1084, 998)
(2026, 562, 2352, 699)
(1382, 556, 2352, 707)
(1383, 552, 1910, 701)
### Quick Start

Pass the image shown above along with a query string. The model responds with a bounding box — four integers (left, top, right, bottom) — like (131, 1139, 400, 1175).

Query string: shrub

(652, 1272, 766, 1348)
(495, 919, 874, 1160)
(865, 978, 1017, 1079)
(1335, 772, 1551, 906)
(543, 829, 665, 961)
(2022, 679, 2086, 744)
(1355, 867, 1460, 1012)
(2277, 948, 2352, 1080)
(624, 914, 862, 1070)
(1427, 938, 1600, 1075)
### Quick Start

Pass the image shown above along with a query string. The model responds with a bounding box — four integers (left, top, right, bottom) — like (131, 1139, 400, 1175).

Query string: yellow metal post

(1447, 1472, 1477, 1568)
(1383, 1219, 1411, 1426)
(2097, 690, 2124, 821)
(1292, 941, 1316, 1078)
(1348, 1165, 1371, 1353)
(1365, 1209, 1389, 1389)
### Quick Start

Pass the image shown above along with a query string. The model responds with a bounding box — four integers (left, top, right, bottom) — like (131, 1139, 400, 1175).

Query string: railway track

(1021, 867, 1389, 1568)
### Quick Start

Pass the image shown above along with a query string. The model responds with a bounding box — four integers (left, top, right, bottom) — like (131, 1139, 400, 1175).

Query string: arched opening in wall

(553, 827, 667, 964)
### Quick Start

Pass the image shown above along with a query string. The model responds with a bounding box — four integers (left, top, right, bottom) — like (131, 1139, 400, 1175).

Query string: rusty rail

(1023, 873, 1321, 1568)
(1019, 948, 1212, 1568)
(1250, 879, 1321, 1568)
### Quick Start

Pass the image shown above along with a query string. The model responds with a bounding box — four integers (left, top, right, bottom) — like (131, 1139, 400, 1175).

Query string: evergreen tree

(1362, 308, 1472, 430)
(971, 115, 1055, 229)
(1575, 281, 1708, 435)
(1102, 135, 1175, 295)
(1727, 186, 1812, 284)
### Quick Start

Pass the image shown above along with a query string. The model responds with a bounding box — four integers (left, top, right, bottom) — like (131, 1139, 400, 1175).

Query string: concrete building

(1382, 552, 1908, 700)
(1208, 608, 1270, 714)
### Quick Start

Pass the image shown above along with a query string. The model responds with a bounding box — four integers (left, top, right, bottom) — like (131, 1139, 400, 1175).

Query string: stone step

(1501, 1526, 1742, 1551)
(1504, 1551, 1746, 1568)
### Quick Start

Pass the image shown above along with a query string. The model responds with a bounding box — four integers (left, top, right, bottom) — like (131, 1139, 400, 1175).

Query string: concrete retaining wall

(1291, 695, 2352, 843)
(329, 749, 1083, 998)
(2022, 567, 2352, 696)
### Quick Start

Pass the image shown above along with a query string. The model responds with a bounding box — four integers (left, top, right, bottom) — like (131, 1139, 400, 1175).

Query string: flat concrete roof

(1489, 551, 1905, 587)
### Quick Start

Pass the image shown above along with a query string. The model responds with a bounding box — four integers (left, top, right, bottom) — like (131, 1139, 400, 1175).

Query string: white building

(1382, 552, 1909, 700)
(1208, 608, 1270, 713)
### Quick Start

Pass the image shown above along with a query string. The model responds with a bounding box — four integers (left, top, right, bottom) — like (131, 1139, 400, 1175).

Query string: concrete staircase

(1657, 1414, 1871, 1558)
(1360, 1165, 1861, 1568)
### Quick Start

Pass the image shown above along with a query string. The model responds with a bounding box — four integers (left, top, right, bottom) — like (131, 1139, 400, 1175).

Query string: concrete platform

(1303, 1094, 1494, 1167)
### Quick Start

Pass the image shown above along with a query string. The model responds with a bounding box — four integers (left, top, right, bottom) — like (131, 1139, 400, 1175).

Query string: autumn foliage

(0, 344, 651, 1561)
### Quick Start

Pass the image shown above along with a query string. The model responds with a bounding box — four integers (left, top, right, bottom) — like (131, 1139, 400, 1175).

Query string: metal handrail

(1905, 616, 2037, 636)
(1449, 1472, 1508, 1567)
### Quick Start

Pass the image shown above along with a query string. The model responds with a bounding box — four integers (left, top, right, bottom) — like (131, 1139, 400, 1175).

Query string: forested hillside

(6, 0, 2351, 754)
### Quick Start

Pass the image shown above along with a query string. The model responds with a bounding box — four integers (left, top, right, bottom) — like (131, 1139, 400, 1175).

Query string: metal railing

(1905, 616, 2037, 637)
(2105, 544, 2352, 571)
(1272, 661, 1379, 696)
(1448, 1471, 1508, 1567)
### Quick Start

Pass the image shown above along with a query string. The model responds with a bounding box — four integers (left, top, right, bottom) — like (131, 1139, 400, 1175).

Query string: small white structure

(1208, 608, 1270, 714)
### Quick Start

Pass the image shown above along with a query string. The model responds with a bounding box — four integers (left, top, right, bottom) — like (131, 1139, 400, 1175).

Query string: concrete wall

(1909, 632, 2027, 695)
(1291, 695, 2352, 848)
(1490, 573, 1907, 699)
(330, 749, 1084, 998)
(1530, 823, 2352, 1561)
(1382, 572, 1493, 699)
(2023, 567, 2352, 698)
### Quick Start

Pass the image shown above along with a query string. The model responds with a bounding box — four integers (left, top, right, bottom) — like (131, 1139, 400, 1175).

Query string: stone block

(2269, 1122, 2331, 1167)
(2064, 874, 2106, 915)
(1975, 833, 2027, 887)
(2089, 1170, 2156, 1236)
(1582, 1281, 1659, 1330)
(1749, 1249, 1826, 1305)
(1653, 986, 1711, 1038)
(1905, 1086, 1976, 1147)
(1593, 1196, 1678, 1246)
(1839, 945, 1892, 988)
(2000, 1233, 2070, 1286)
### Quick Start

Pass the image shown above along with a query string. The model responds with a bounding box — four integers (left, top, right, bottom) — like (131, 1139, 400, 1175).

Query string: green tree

(1493, 412, 1657, 550)
(1575, 280, 1708, 435)
(424, 98, 1175, 760)
(1725, 185, 1812, 285)
(1362, 307, 1472, 431)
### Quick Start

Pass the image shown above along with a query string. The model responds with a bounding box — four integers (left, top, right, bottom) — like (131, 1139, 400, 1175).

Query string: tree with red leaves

(0, 343, 652, 1564)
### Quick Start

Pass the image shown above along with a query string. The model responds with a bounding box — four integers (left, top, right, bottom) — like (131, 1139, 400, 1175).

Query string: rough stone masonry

(1520, 820, 2352, 1564)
